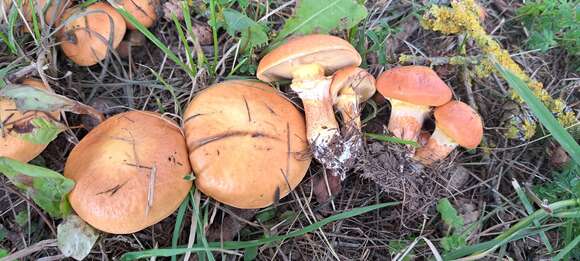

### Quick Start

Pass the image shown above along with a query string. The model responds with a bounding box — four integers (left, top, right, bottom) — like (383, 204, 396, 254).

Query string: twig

(2, 185, 57, 236)
(0, 239, 57, 261)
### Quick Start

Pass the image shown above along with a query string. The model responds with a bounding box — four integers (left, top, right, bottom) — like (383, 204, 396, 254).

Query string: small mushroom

(59, 2, 126, 66)
(330, 66, 376, 129)
(257, 34, 361, 171)
(64, 111, 192, 234)
(183, 80, 311, 209)
(0, 79, 60, 163)
(119, 0, 158, 29)
(22, 0, 70, 27)
(414, 101, 483, 165)
(376, 66, 452, 141)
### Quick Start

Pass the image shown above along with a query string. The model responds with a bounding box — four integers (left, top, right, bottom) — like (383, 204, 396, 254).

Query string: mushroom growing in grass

(414, 101, 483, 165)
(119, 0, 158, 29)
(64, 111, 192, 234)
(0, 79, 61, 162)
(376, 66, 452, 142)
(330, 66, 376, 130)
(59, 2, 126, 66)
(184, 80, 311, 209)
(257, 34, 361, 171)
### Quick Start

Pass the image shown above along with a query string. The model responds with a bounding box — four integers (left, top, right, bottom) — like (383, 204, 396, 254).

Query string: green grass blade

(494, 63, 580, 164)
(109, 2, 195, 77)
(170, 196, 189, 261)
(209, 0, 219, 71)
(365, 133, 419, 147)
(171, 10, 194, 75)
(191, 189, 214, 261)
(120, 201, 399, 260)
(553, 235, 580, 261)
(511, 180, 553, 252)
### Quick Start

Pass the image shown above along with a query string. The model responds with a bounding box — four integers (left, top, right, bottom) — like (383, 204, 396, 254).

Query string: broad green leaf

(441, 235, 467, 252)
(494, 63, 580, 164)
(0, 249, 8, 258)
(437, 198, 464, 231)
(243, 246, 258, 261)
(0, 157, 74, 218)
(0, 84, 104, 121)
(273, 0, 367, 42)
(57, 214, 99, 261)
(119, 201, 399, 260)
(222, 9, 268, 51)
(22, 118, 63, 145)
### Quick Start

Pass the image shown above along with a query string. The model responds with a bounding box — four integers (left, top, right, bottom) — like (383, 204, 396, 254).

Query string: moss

(422, 0, 578, 139)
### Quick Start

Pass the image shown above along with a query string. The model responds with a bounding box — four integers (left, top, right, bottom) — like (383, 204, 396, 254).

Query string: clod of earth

(257, 34, 361, 173)
(0, 79, 60, 163)
(183, 80, 311, 209)
(64, 111, 192, 234)
(120, 0, 158, 29)
(59, 2, 126, 66)
(376, 66, 452, 142)
(414, 101, 483, 165)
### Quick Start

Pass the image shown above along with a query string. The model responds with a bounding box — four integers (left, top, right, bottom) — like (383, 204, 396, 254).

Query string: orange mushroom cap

(257, 34, 362, 82)
(376, 66, 452, 106)
(0, 79, 60, 163)
(120, 0, 158, 29)
(330, 66, 376, 103)
(64, 111, 192, 234)
(59, 2, 126, 66)
(184, 80, 311, 209)
(434, 101, 483, 149)
(23, 0, 70, 26)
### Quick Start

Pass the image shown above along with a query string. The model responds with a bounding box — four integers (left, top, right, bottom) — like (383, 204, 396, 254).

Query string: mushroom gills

(387, 99, 430, 141)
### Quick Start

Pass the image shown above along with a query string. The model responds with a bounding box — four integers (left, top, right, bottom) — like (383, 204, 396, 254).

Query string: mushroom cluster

(376, 66, 484, 165)
(54, 0, 158, 66)
(257, 34, 376, 177)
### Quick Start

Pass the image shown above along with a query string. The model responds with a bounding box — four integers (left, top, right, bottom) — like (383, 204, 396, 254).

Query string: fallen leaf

(57, 214, 99, 260)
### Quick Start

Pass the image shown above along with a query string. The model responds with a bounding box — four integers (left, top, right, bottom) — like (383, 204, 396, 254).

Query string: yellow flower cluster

(421, 0, 578, 140)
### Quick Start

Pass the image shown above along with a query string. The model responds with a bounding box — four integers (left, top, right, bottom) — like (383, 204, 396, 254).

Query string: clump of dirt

(359, 141, 457, 215)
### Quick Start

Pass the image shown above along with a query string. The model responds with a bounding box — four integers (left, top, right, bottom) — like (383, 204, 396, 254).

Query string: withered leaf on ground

(0, 84, 105, 123)
(57, 214, 99, 260)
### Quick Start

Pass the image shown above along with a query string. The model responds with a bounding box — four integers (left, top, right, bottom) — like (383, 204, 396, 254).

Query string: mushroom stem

(290, 63, 340, 170)
(335, 87, 361, 129)
(388, 99, 430, 141)
(413, 127, 458, 165)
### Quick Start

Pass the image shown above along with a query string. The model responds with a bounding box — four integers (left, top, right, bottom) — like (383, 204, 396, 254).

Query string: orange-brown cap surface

(257, 34, 362, 82)
(184, 80, 311, 209)
(376, 66, 452, 106)
(330, 66, 376, 102)
(434, 101, 483, 149)
(59, 2, 126, 66)
(121, 0, 157, 29)
(23, 0, 70, 26)
(64, 111, 192, 234)
(0, 79, 60, 162)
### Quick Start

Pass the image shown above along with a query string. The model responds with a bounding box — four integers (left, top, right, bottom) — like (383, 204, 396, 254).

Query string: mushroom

(330, 66, 376, 129)
(0, 79, 60, 162)
(59, 2, 126, 66)
(22, 0, 70, 27)
(64, 111, 192, 234)
(414, 101, 483, 165)
(119, 0, 158, 29)
(257, 34, 361, 171)
(183, 80, 311, 209)
(376, 66, 452, 141)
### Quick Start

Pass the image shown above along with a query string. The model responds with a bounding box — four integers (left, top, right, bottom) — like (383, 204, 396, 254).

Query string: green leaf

(119, 201, 399, 260)
(57, 214, 100, 261)
(273, 0, 367, 42)
(365, 133, 419, 147)
(15, 210, 29, 227)
(494, 63, 580, 164)
(0, 249, 8, 258)
(441, 235, 467, 252)
(437, 198, 464, 231)
(22, 118, 63, 145)
(222, 9, 268, 51)
(0, 84, 103, 121)
(0, 157, 74, 218)
(243, 246, 258, 261)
